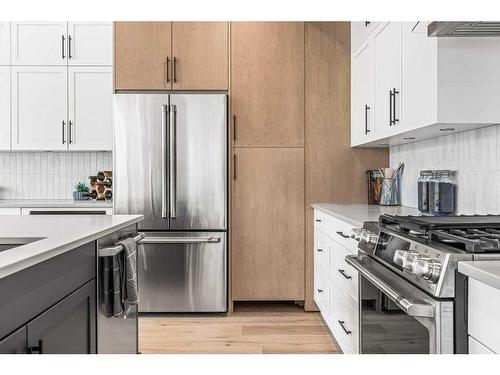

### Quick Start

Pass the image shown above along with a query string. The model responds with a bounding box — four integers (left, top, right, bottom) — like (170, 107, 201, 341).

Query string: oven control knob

(393, 249, 407, 267)
(412, 259, 442, 283)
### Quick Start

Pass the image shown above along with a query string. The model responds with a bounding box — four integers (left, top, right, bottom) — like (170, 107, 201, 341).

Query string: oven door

(346, 254, 454, 354)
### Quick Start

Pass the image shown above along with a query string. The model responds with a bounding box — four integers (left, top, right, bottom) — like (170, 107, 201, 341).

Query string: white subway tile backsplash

(0, 152, 112, 200)
(391, 124, 500, 214)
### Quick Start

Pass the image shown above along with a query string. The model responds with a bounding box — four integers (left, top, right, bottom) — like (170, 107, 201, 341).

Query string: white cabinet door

(374, 22, 401, 137)
(68, 67, 112, 150)
(67, 22, 112, 65)
(352, 43, 374, 145)
(352, 21, 380, 53)
(11, 22, 67, 65)
(0, 22, 10, 65)
(0, 66, 10, 150)
(401, 22, 437, 131)
(11, 66, 68, 150)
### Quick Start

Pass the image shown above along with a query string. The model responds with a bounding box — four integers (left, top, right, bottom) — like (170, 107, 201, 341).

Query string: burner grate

(429, 228, 500, 253)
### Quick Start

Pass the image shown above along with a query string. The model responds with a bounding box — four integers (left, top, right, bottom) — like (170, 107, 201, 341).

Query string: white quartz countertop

(311, 203, 421, 227)
(458, 261, 500, 290)
(0, 199, 112, 208)
(0, 214, 143, 280)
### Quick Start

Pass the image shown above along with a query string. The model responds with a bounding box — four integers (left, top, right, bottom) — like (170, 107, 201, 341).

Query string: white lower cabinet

(314, 209, 359, 353)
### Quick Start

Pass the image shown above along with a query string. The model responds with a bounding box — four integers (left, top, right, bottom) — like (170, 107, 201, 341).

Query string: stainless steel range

(346, 214, 500, 354)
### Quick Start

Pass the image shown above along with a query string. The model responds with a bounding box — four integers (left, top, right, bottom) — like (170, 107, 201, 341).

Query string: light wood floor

(139, 302, 340, 354)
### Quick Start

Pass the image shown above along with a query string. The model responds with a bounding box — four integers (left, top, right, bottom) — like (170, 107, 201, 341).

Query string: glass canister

(428, 170, 455, 215)
(417, 171, 433, 213)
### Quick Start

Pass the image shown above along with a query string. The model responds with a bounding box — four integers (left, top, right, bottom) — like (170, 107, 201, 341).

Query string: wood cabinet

(231, 148, 305, 300)
(0, 66, 9, 150)
(11, 66, 68, 151)
(115, 22, 172, 90)
(172, 22, 228, 90)
(26, 280, 96, 354)
(67, 22, 112, 65)
(115, 22, 228, 91)
(68, 66, 113, 150)
(231, 22, 304, 147)
(0, 22, 10, 65)
(11, 22, 67, 65)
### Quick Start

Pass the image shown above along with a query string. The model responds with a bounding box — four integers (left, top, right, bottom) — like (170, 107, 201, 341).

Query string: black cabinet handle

(317, 248, 323, 252)
(68, 35, 72, 59)
(165, 56, 170, 83)
(336, 231, 350, 239)
(61, 35, 65, 59)
(392, 88, 399, 124)
(364, 105, 370, 134)
(315, 219, 322, 222)
(28, 340, 43, 354)
(365, 21, 371, 27)
(389, 89, 393, 126)
(338, 269, 352, 279)
(338, 320, 352, 335)
(317, 289, 323, 293)
(173, 56, 177, 83)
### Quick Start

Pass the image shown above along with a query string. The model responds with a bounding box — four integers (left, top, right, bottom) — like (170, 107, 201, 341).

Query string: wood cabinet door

(26, 280, 96, 354)
(67, 22, 112, 65)
(172, 22, 228, 90)
(232, 148, 305, 300)
(0, 22, 10, 65)
(114, 22, 171, 90)
(0, 66, 9, 150)
(231, 22, 305, 147)
(11, 22, 67, 65)
(68, 66, 113, 150)
(11, 66, 68, 151)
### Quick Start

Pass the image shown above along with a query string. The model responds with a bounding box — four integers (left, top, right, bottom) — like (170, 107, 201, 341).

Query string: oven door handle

(345, 255, 435, 318)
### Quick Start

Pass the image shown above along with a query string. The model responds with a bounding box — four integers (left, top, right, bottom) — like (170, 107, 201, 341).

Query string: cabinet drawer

(314, 229, 331, 273)
(330, 240, 358, 302)
(468, 278, 500, 353)
(469, 336, 495, 354)
(324, 216, 357, 252)
(314, 271, 330, 318)
(330, 282, 359, 353)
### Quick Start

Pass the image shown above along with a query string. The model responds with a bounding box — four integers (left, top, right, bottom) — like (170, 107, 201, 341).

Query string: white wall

(0, 152, 112, 199)
(390, 125, 500, 214)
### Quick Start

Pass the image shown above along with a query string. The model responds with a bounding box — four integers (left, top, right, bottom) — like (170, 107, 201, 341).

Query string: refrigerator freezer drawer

(138, 232, 227, 313)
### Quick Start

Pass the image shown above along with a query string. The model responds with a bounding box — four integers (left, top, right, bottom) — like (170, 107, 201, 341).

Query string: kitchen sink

(0, 237, 45, 252)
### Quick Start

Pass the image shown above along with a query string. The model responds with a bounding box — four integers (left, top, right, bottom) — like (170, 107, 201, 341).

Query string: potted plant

(73, 182, 91, 201)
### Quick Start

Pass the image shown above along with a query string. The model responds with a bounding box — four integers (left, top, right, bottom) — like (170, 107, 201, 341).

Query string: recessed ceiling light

(440, 127, 455, 132)
(403, 137, 416, 140)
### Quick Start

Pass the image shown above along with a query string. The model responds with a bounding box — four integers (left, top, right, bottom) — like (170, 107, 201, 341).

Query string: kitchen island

(0, 214, 143, 354)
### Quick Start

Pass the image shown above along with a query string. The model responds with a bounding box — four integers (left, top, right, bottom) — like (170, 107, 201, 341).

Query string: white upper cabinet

(351, 21, 500, 147)
(351, 21, 380, 53)
(11, 66, 68, 150)
(373, 22, 401, 138)
(68, 67, 112, 150)
(0, 66, 10, 150)
(11, 22, 68, 65)
(351, 43, 374, 145)
(67, 22, 112, 65)
(0, 22, 10, 65)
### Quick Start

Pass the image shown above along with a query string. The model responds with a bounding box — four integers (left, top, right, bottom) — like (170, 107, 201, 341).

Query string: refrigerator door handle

(169, 104, 177, 219)
(139, 237, 221, 244)
(161, 104, 169, 219)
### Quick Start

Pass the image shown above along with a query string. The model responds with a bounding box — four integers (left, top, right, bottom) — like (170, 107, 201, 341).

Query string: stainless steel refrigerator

(113, 93, 227, 313)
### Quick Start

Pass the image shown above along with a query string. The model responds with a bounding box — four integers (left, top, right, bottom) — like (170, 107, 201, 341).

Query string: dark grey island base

(0, 215, 143, 354)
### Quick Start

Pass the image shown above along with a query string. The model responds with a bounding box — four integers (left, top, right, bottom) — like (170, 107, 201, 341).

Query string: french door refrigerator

(113, 93, 227, 313)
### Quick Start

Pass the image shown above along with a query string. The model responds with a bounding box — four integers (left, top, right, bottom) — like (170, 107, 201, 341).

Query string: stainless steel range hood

(428, 21, 500, 37)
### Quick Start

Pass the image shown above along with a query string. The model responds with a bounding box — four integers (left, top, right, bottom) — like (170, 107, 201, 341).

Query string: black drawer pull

(336, 231, 350, 239)
(338, 269, 352, 280)
(317, 248, 323, 252)
(317, 289, 323, 293)
(315, 219, 322, 222)
(338, 320, 352, 335)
